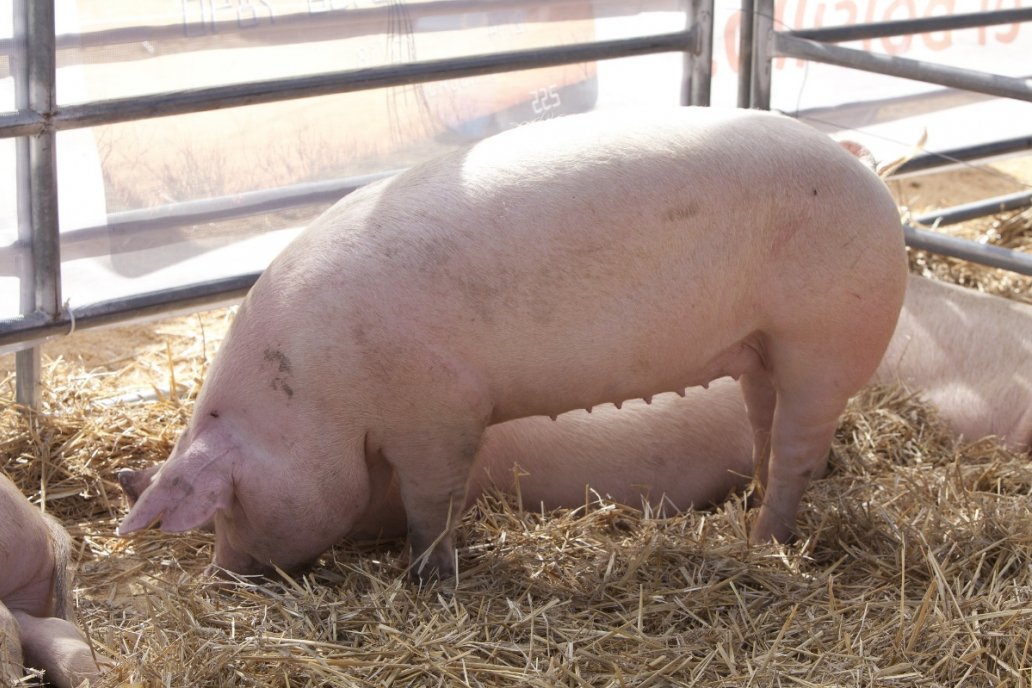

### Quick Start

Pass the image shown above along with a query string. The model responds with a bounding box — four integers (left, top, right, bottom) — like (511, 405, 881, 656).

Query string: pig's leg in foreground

(750, 336, 871, 542)
(379, 397, 489, 580)
(11, 611, 107, 688)
(0, 603, 23, 685)
(754, 393, 838, 542)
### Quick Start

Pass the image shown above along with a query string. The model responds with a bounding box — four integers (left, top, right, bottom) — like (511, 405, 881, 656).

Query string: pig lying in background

(873, 273, 1032, 451)
(0, 474, 108, 687)
(118, 106, 906, 581)
(119, 380, 756, 541)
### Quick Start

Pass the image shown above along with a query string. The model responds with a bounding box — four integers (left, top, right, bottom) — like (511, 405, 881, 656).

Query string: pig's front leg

(385, 420, 485, 584)
(0, 602, 23, 685)
(11, 610, 110, 688)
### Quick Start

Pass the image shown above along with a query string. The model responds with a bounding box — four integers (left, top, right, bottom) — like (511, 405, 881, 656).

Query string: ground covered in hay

(2, 162, 1031, 687)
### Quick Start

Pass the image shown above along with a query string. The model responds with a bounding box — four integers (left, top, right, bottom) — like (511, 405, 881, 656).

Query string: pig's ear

(116, 448, 234, 536)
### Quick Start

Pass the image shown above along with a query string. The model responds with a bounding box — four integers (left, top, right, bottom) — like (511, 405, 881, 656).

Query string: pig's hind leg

(748, 345, 860, 544)
(385, 418, 487, 585)
(749, 393, 839, 544)
(11, 610, 110, 688)
(0, 602, 24, 685)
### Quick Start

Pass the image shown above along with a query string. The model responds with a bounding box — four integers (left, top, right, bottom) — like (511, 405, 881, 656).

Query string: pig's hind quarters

(2, 602, 109, 688)
(41, 514, 73, 621)
(11, 610, 110, 688)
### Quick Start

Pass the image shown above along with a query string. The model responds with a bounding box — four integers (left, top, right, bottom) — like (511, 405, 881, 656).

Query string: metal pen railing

(1, 0, 715, 406)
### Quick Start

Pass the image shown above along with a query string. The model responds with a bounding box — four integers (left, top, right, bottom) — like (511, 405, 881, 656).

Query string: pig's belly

(485, 332, 765, 423)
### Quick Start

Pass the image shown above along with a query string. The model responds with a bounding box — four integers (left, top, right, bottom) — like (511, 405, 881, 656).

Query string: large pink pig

(117, 272, 1032, 555)
(118, 107, 907, 581)
(118, 380, 756, 540)
(874, 274, 1032, 451)
(0, 474, 108, 687)
(116, 274, 1032, 567)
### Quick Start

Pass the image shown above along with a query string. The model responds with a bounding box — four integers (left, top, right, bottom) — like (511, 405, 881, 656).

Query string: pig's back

(302, 106, 889, 287)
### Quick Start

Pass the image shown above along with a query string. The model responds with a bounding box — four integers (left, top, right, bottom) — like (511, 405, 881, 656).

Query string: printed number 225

(531, 85, 561, 115)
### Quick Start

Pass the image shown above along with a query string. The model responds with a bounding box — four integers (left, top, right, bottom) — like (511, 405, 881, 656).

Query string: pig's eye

(210, 410, 220, 418)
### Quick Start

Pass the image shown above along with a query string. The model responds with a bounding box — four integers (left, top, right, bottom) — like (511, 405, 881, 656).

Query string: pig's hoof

(406, 564, 451, 587)
(748, 520, 797, 546)
(406, 556, 455, 587)
(203, 563, 227, 578)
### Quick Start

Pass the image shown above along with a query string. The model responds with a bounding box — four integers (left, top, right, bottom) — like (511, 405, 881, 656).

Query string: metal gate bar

(0, 0, 690, 57)
(0, 274, 259, 351)
(790, 7, 1032, 42)
(912, 190, 1032, 228)
(903, 224, 1032, 275)
(0, 29, 706, 139)
(773, 34, 1032, 103)
(893, 136, 1032, 177)
(12, 0, 60, 408)
(749, 1, 1032, 109)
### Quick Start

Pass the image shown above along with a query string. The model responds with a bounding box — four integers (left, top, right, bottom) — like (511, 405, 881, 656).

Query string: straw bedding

(2, 171, 1031, 686)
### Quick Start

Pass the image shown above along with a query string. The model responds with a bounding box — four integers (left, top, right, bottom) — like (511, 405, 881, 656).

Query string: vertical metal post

(683, 0, 714, 106)
(737, 0, 755, 107)
(13, 0, 61, 408)
(750, 0, 774, 109)
(13, 0, 39, 407)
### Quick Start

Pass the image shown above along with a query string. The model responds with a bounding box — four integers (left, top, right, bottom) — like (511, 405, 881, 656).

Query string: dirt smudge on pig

(264, 348, 295, 399)
(663, 203, 699, 223)
(264, 348, 293, 374)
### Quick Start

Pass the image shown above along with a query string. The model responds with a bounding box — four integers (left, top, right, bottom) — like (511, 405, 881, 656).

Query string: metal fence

(0, 0, 715, 407)
(3, 1, 1031, 410)
(741, 1, 1032, 276)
